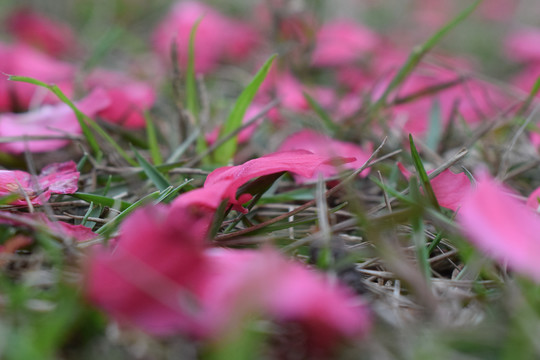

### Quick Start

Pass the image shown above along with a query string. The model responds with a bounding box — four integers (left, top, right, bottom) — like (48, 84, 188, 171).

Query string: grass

(1, 0, 540, 359)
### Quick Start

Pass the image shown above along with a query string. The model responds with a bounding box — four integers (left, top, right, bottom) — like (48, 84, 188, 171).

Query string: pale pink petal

(0, 88, 110, 153)
(505, 28, 540, 63)
(37, 160, 79, 195)
(278, 130, 372, 183)
(458, 173, 540, 282)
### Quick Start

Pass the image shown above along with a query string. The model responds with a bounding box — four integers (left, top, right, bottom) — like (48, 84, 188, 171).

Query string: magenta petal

(397, 163, 470, 211)
(0, 161, 79, 205)
(458, 173, 540, 282)
(37, 160, 79, 195)
(85, 205, 212, 336)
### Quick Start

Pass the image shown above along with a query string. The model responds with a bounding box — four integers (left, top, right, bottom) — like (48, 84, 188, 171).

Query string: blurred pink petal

(6, 8, 78, 57)
(278, 130, 372, 183)
(458, 173, 540, 282)
(86, 204, 371, 349)
(152, 1, 259, 74)
(0, 160, 79, 205)
(397, 163, 470, 211)
(202, 248, 371, 350)
(0, 42, 75, 112)
(505, 28, 540, 63)
(0, 88, 110, 153)
(85, 69, 155, 128)
(86, 205, 212, 336)
(311, 20, 379, 67)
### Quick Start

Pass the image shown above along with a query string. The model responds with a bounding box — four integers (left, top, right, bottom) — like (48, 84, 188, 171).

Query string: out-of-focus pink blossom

(0, 88, 110, 153)
(6, 8, 78, 57)
(458, 173, 540, 282)
(397, 163, 470, 211)
(202, 248, 370, 351)
(0, 43, 75, 112)
(85, 69, 155, 128)
(86, 204, 371, 349)
(278, 130, 372, 183)
(505, 28, 540, 64)
(0, 161, 79, 205)
(86, 205, 212, 336)
(311, 20, 379, 67)
(152, 1, 259, 74)
(172, 150, 353, 213)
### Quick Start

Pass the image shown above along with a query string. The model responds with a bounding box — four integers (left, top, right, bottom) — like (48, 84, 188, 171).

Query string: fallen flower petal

(0, 42, 75, 112)
(398, 163, 471, 211)
(278, 130, 372, 184)
(85, 69, 156, 128)
(458, 173, 540, 282)
(6, 8, 78, 57)
(0, 88, 110, 154)
(0, 160, 79, 205)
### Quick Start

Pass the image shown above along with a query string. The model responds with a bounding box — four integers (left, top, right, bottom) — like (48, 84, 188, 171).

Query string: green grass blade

(303, 91, 339, 135)
(8, 75, 101, 157)
(83, 27, 124, 71)
(186, 17, 202, 120)
(132, 146, 171, 192)
(374, 0, 481, 108)
(409, 134, 441, 211)
(214, 54, 277, 165)
(426, 99, 442, 151)
(70, 193, 132, 211)
(144, 112, 163, 165)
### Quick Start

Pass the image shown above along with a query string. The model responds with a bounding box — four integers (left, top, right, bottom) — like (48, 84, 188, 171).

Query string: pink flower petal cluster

(173, 149, 351, 212)
(85, 69, 156, 128)
(0, 161, 79, 205)
(397, 163, 471, 211)
(458, 173, 540, 282)
(311, 20, 379, 67)
(0, 88, 110, 153)
(152, 1, 260, 74)
(6, 8, 78, 57)
(278, 130, 372, 183)
(0, 42, 75, 112)
(86, 204, 370, 347)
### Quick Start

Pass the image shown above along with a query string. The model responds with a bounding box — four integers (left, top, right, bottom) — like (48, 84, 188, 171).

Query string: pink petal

(85, 69, 156, 128)
(505, 28, 540, 63)
(458, 173, 540, 282)
(278, 130, 372, 183)
(0, 42, 74, 112)
(0, 88, 110, 153)
(311, 20, 379, 67)
(152, 1, 259, 74)
(85, 205, 212, 336)
(0, 161, 79, 205)
(397, 163, 471, 211)
(6, 8, 78, 57)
